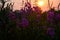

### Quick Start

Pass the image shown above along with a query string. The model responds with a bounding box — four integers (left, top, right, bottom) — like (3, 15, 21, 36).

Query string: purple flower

(47, 11, 54, 19)
(20, 18, 29, 27)
(16, 19, 21, 28)
(55, 14, 60, 20)
(46, 27, 55, 38)
(8, 11, 16, 21)
(47, 11, 55, 23)
(35, 14, 41, 22)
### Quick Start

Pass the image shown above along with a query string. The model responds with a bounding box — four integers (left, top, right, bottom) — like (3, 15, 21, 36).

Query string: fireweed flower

(35, 14, 41, 23)
(55, 14, 60, 20)
(8, 11, 16, 21)
(47, 11, 54, 20)
(20, 18, 29, 27)
(16, 19, 21, 28)
(47, 11, 55, 24)
(46, 27, 55, 38)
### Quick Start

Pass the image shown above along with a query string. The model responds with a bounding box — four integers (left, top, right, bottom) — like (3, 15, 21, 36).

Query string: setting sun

(37, 0, 44, 7)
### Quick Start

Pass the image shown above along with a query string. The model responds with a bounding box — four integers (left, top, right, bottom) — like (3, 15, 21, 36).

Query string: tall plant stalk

(58, 3, 60, 10)
(48, 0, 53, 9)
(48, 0, 51, 9)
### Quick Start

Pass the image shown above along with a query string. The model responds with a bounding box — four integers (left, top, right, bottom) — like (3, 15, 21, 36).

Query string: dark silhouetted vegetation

(0, 1, 60, 40)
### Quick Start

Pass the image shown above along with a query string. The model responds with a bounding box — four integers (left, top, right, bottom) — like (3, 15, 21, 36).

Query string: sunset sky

(11, 0, 60, 11)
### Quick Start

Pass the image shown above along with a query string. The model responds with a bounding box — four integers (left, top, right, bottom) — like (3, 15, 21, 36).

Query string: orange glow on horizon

(37, 0, 45, 7)
(12, 0, 60, 11)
